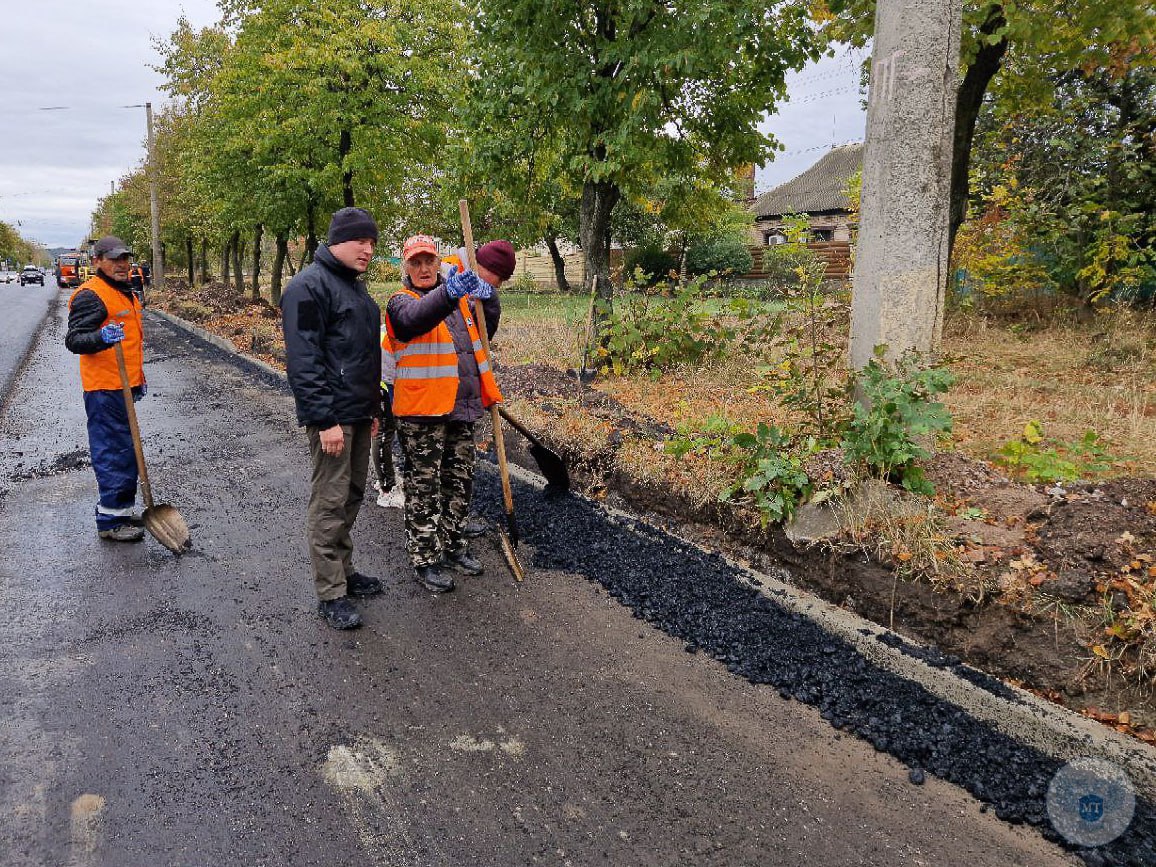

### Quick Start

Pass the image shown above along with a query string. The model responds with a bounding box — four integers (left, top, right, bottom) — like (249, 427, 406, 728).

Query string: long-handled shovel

(114, 343, 191, 553)
(496, 406, 569, 492)
(459, 199, 525, 581)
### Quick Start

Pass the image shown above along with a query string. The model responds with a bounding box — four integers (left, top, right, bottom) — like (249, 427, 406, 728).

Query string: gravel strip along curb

(153, 306, 1155, 865)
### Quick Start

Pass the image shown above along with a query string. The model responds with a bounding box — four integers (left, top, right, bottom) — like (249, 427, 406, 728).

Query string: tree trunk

(232, 233, 245, 297)
(250, 223, 264, 302)
(305, 199, 318, 263)
(200, 238, 210, 285)
(544, 234, 572, 293)
(221, 234, 232, 287)
(579, 178, 620, 333)
(339, 129, 355, 207)
(271, 232, 288, 306)
(185, 235, 194, 284)
(948, 7, 1008, 257)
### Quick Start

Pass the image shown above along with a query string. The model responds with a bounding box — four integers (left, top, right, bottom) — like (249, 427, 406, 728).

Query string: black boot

(443, 549, 484, 576)
(318, 596, 362, 629)
(462, 516, 488, 538)
(346, 571, 383, 597)
(414, 565, 455, 593)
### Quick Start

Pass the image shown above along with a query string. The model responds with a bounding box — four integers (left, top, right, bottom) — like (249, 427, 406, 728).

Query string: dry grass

(941, 309, 1156, 475)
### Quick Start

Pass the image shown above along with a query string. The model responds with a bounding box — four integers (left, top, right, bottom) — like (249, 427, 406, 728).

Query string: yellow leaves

(1092, 644, 1110, 659)
(1022, 419, 1044, 444)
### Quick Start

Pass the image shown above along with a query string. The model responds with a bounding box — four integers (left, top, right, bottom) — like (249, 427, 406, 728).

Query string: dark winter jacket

(385, 274, 500, 424)
(280, 244, 382, 429)
(65, 273, 137, 355)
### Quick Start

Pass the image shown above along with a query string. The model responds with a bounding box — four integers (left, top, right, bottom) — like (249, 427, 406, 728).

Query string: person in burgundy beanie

(475, 240, 516, 283)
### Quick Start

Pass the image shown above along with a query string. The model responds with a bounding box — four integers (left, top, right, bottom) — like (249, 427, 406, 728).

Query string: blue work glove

(469, 280, 493, 300)
(444, 265, 483, 301)
(100, 322, 125, 344)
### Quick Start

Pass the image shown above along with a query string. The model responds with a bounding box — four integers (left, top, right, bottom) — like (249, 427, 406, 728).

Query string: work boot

(317, 596, 362, 630)
(443, 549, 484, 576)
(462, 516, 488, 538)
(98, 524, 145, 543)
(346, 571, 383, 597)
(414, 565, 455, 594)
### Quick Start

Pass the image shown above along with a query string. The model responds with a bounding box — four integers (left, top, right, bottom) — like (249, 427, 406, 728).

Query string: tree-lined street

(0, 295, 1075, 865)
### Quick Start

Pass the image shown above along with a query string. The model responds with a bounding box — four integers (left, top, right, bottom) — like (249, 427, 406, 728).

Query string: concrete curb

(146, 307, 289, 384)
(153, 303, 1156, 802)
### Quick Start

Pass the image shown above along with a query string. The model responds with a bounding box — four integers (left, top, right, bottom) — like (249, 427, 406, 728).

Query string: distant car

(19, 265, 45, 286)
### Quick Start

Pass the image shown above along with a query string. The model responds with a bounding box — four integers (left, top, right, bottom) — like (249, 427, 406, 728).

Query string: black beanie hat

(327, 207, 379, 245)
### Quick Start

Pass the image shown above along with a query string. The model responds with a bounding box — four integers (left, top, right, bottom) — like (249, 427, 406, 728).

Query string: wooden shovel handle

(458, 199, 517, 532)
(114, 341, 154, 510)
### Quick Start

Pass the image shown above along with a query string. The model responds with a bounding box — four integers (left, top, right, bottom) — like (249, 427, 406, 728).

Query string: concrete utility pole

(848, 0, 962, 370)
(146, 102, 164, 295)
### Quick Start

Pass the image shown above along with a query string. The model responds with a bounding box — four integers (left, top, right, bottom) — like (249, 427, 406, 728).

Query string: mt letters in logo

(1078, 793, 1104, 824)
(1047, 758, 1135, 847)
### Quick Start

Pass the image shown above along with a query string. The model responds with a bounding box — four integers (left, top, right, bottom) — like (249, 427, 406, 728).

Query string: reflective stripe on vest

(385, 288, 502, 416)
(69, 277, 144, 392)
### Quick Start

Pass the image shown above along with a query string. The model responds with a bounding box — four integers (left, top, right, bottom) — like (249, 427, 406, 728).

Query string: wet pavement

(0, 292, 1100, 865)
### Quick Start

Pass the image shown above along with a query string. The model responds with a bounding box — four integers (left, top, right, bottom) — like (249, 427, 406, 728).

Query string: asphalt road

(0, 267, 54, 403)
(0, 292, 1077, 866)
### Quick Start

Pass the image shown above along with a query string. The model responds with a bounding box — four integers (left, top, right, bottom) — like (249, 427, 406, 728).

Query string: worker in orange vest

(64, 236, 147, 542)
(384, 235, 512, 593)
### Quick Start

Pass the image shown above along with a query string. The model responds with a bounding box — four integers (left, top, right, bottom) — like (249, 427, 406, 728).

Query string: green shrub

(841, 350, 956, 495)
(595, 275, 733, 376)
(994, 421, 1116, 483)
(686, 234, 753, 277)
(722, 424, 815, 525)
(623, 247, 678, 284)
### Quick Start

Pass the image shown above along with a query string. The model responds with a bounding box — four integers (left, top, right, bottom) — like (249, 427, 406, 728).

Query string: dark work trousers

(83, 389, 139, 531)
(395, 419, 475, 568)
(371, 386, 400, 490)
(306, 422, 372, 601)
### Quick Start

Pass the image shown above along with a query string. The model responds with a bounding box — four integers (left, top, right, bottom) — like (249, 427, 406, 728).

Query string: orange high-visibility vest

(69, 276, 144, 391)
(385, 288, 501, 416)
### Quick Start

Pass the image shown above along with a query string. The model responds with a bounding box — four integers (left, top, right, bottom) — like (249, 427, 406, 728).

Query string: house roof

(752, 142, 863, 219)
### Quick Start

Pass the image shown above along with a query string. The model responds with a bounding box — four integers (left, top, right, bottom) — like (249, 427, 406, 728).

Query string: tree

(468, 0, 821, 308)
(822, 0, 1156, 254)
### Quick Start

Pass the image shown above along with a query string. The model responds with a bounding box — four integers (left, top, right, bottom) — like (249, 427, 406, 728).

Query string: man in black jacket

(281, 207, 384, 630)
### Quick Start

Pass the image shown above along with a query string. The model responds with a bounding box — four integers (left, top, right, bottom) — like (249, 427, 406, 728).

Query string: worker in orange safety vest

(64, 236, 148, 542)
(384, 234, 514, 593)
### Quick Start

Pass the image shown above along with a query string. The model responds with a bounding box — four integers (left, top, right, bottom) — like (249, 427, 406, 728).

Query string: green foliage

(994, 420, 1116, 483)
(664, 414, 744, 459)
(685, 232, 754, 277)
(595, 276, 733, 376)
(721, 424, 814, 525)
(841, 351, 956, 495)
(467, 0, 822, 286)
(623, 247, 678, 285)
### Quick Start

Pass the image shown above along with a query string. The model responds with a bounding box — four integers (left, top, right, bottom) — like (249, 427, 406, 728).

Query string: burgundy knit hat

(476, 240, 516, 281)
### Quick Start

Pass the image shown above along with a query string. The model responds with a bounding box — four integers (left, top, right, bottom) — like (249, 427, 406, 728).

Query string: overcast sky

(0, 2, 866, 250)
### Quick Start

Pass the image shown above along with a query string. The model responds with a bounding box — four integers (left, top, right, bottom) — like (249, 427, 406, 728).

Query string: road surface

(0, 292, 1078, 865)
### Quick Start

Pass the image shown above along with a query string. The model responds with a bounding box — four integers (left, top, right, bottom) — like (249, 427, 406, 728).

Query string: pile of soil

(496, 362, 1156, 736)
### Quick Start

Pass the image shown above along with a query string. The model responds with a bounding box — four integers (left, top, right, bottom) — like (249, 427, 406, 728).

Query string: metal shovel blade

(143, 503, 191, 554)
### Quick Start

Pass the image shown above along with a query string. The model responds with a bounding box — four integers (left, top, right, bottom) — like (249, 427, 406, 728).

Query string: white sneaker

(377, 487, 405, 509)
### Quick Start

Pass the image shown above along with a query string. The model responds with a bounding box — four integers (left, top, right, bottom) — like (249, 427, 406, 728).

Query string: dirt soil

(495, 362, 1156, 740)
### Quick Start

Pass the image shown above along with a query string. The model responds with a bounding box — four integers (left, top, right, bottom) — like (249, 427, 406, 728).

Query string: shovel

(114, 342, 191, 553)
(496, 406, 569, 492)
(459, 199, 525, 580)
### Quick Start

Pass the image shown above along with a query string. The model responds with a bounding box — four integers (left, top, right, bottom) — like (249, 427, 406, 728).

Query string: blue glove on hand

(100, 322, 125, 344)
(445, 265, 483, 301)
(469, 280, 494, 300)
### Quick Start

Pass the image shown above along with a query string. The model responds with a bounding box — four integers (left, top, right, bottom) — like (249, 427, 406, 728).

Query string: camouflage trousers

(395, 419, 475, 568)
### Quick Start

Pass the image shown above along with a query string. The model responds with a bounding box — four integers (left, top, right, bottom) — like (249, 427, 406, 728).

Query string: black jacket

(386, 275, 500, 424)
(280, 244, 382, 429)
